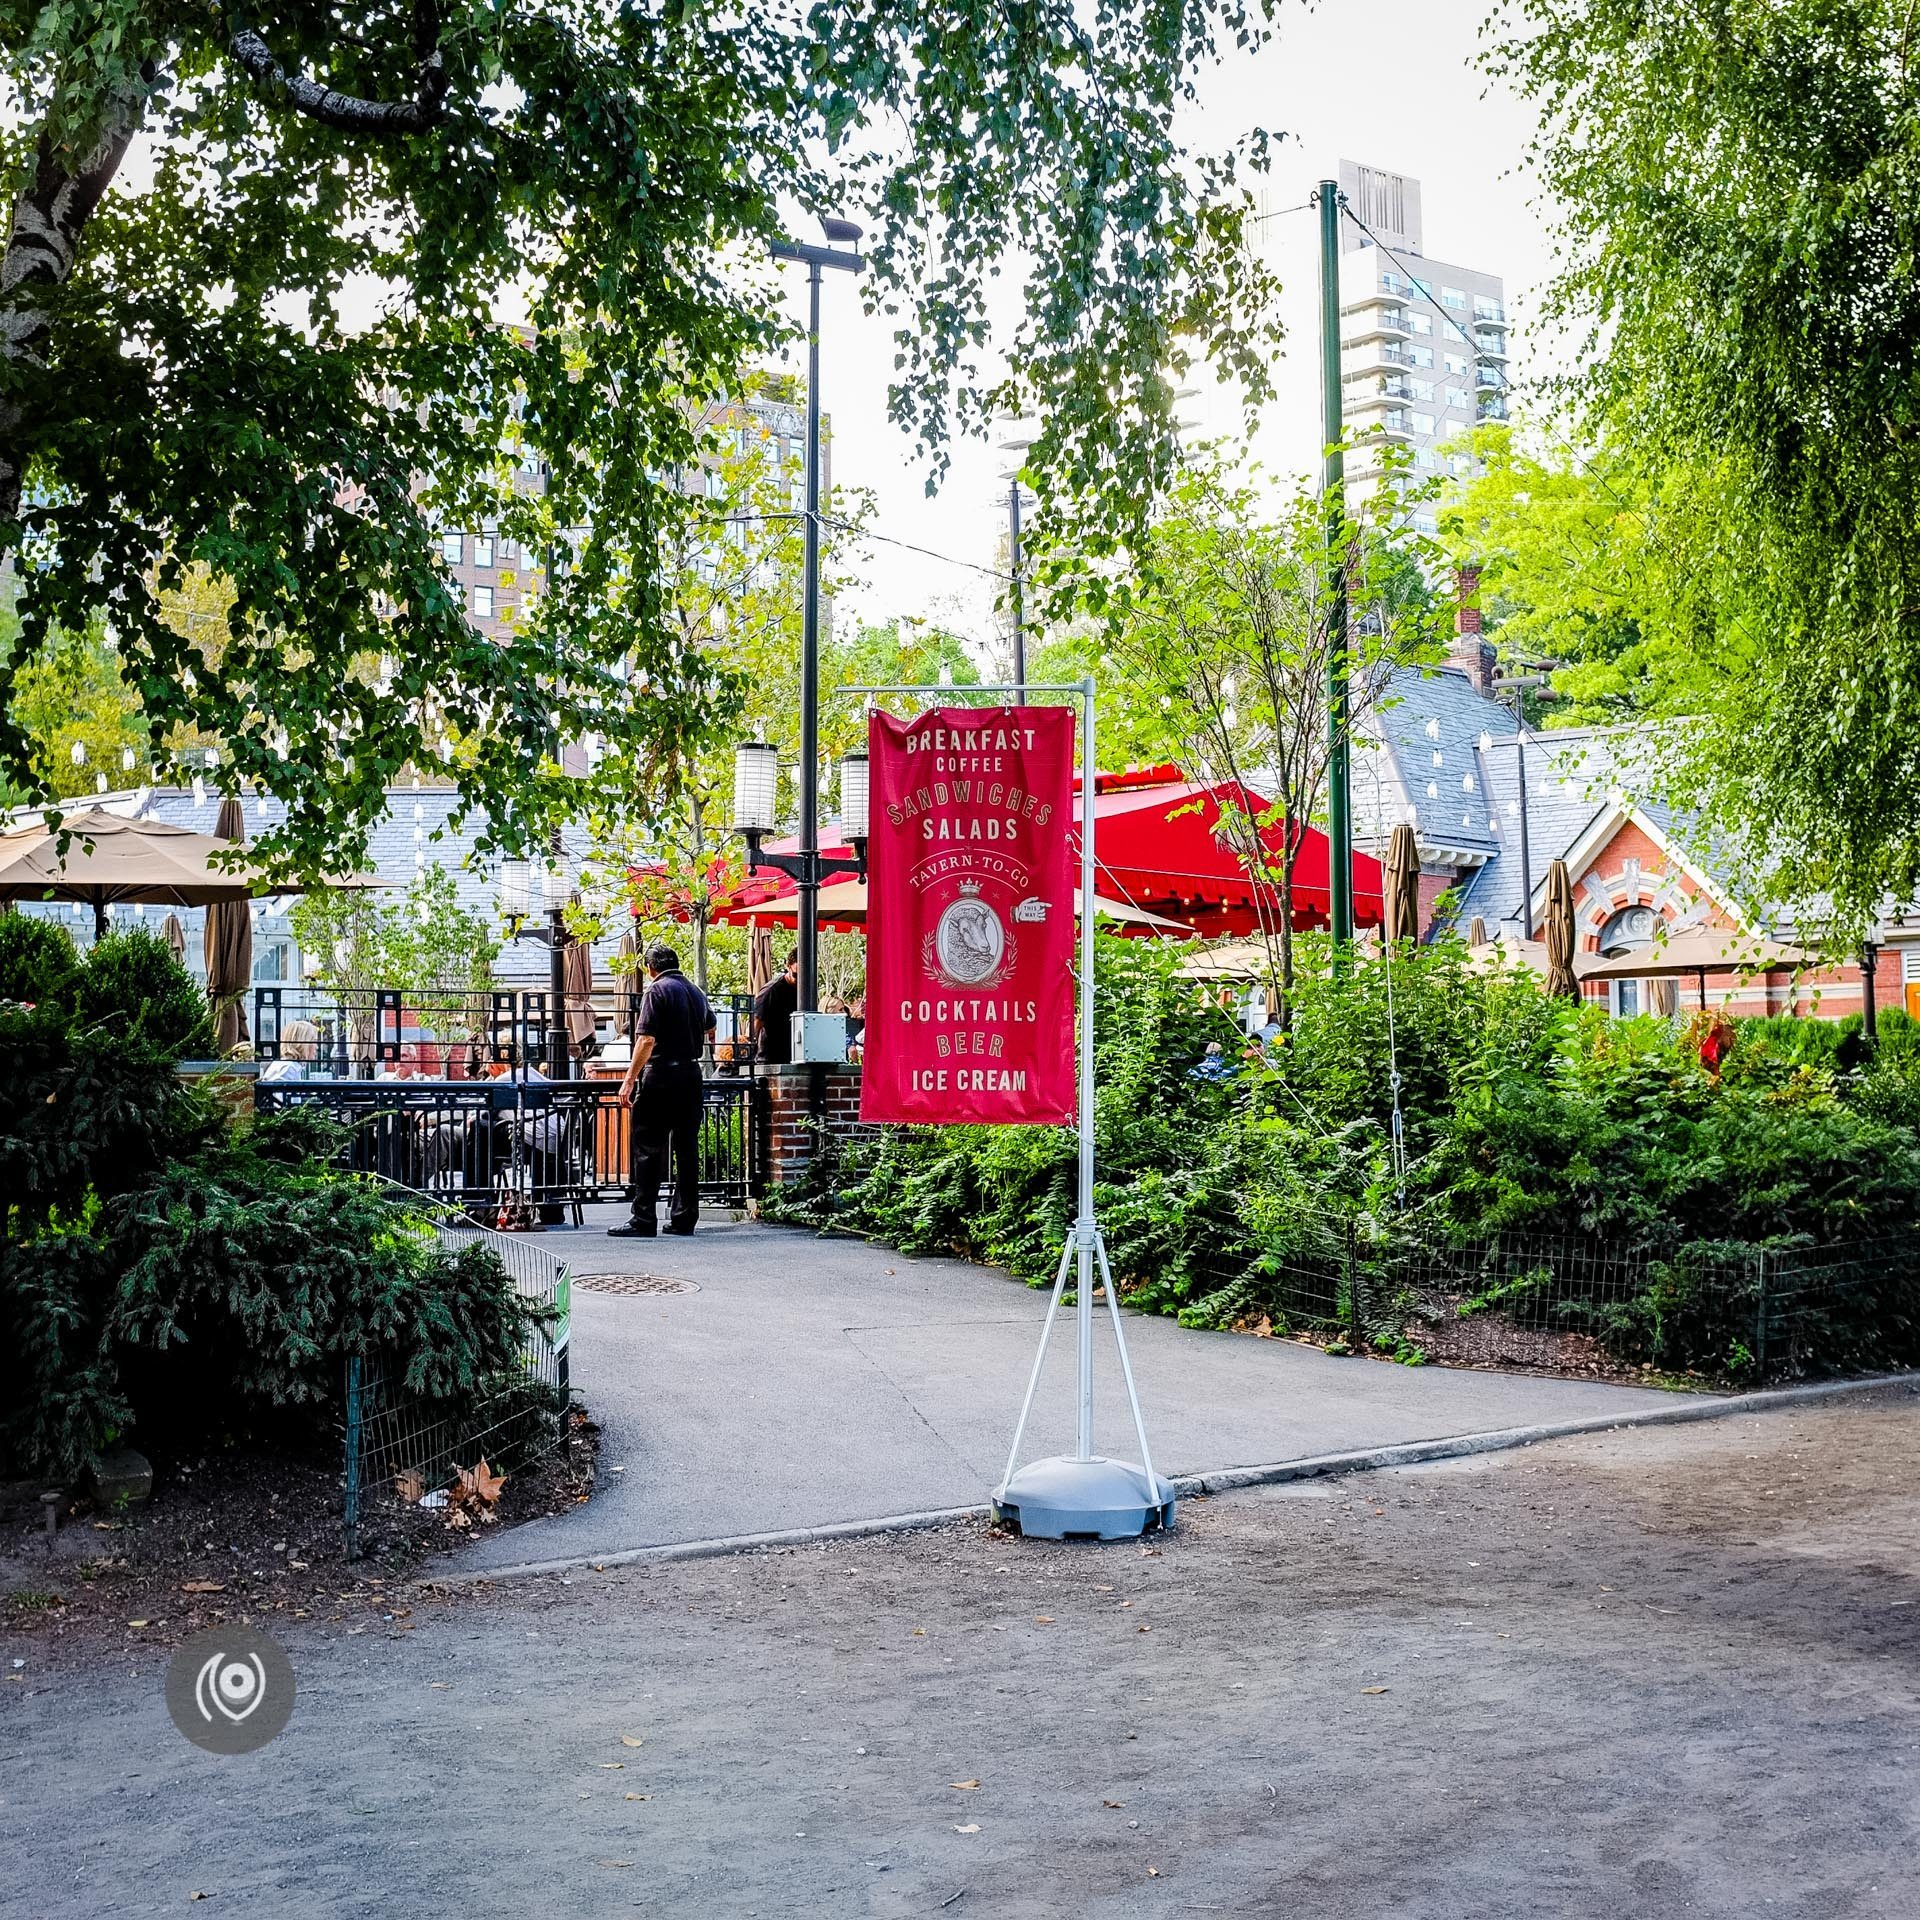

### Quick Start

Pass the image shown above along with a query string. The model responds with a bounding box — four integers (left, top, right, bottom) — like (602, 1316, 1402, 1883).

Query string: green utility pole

(1318, 177, 1353, 947)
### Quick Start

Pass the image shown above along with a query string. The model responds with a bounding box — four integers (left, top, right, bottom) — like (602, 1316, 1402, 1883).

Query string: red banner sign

(860, 705, 1077, 1125)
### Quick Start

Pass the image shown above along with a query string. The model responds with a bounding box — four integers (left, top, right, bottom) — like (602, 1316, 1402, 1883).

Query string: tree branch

(226, 3, 448, 137)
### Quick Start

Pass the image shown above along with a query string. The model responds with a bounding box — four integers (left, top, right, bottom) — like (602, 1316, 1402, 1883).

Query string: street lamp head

(821, 215, 863, 244)
(499, 858, 532, 921)
(732, 741, 780, 835)
(838, 752, 870, 843)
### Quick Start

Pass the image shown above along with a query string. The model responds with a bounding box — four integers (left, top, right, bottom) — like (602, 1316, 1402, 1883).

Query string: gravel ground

(5, 1386, 1920, 1918)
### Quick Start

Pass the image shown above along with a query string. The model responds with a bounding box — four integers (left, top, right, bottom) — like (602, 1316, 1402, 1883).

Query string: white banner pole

(1074, 677, 1098, 1462)
(836, 678, 1170, 1540)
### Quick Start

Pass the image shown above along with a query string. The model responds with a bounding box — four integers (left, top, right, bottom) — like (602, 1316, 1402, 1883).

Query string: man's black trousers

(630, 1060, 703, 1232)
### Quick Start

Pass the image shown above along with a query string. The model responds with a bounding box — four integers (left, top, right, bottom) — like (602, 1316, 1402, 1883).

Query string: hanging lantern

(731, 742, 779, 834)
(838, 753, 870, 842)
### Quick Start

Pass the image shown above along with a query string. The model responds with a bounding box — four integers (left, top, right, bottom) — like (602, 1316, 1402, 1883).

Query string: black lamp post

(766, 214, 864, 1014)
(731, 742, 870, 1001)
(500, 849, 572, 1079)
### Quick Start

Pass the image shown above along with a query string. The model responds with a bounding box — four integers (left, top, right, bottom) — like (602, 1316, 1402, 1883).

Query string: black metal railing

(254, 984, 765, 1078)
(257, 1076, 767, 1215)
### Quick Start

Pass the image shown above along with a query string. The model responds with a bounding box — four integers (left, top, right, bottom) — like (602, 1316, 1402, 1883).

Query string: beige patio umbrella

(1177, 939, 1272, 982)
(611, 925, 641, 1038)
(1382, 823, 1421, 945)
(1462, 936, 1597, 979)
(1583, 928, 1815, 1011)
(1542, 859, 1581, 1000)
(1466, 915, 1488, 947)
(161, 912, 187, 965)
(204, 796, 252, 1053)
(0, 808, 260, 939)
(731, 878, 1192, 935)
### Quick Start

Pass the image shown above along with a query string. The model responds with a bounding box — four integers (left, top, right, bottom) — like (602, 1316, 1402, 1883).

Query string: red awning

(1075, 771, 1385, 935)
(710, 774, 1385, 937)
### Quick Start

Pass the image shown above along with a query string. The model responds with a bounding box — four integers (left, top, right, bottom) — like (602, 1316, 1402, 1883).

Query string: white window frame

(472, 584, 494, 618)
(440, 531, 463, 567)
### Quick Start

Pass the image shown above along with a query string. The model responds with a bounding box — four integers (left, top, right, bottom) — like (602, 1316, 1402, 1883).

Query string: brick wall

(760, 1063, 863, 1187)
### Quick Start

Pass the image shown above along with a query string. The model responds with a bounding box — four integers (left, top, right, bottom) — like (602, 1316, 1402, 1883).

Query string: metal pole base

(992, 1456, 1175, 1542)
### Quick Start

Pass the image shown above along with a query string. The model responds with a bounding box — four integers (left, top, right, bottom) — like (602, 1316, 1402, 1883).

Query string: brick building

(1353, 633, 1906, 1022)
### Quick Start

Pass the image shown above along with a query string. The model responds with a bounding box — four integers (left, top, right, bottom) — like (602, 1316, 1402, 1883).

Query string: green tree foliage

(0, 0, 1280, 879)
(1491, 0, 1920, 928)
(1436, 423, 1735, 726)
(1041, 458, 1443, 999)
(0, 607, 144, 804)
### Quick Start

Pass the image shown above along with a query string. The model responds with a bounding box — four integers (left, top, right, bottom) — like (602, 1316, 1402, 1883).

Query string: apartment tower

(1335, 160, 1508, 528)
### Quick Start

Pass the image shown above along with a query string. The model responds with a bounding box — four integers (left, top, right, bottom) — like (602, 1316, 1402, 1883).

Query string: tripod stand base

(991, 1456, 1176, 1541)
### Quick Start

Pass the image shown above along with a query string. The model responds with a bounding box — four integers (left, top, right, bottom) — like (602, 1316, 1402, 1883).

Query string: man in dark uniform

(610, 943, 715, 1238)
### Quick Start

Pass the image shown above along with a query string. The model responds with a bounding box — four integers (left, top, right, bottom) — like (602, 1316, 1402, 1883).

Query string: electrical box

(791, 1011, 850, 1064)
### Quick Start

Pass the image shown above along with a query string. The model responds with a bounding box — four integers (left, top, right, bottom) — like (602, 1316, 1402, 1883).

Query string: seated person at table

(259, 1018, 321, 1082)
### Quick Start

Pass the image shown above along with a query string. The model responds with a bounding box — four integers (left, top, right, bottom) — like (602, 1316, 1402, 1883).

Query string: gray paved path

(462, 1209, 1708, 1568)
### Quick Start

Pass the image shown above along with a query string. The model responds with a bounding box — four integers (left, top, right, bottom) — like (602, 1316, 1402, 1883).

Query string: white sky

(783, 0, 1559, 651)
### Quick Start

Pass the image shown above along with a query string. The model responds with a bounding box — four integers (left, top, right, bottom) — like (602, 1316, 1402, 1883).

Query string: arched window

(1598, 903, 1658, 954)
(1596, 904, 1673, 1016)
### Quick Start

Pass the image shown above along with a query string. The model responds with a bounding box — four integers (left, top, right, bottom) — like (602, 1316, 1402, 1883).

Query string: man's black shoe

(663, 1223, 697, 1236)
(607, 1225, 657, 1238)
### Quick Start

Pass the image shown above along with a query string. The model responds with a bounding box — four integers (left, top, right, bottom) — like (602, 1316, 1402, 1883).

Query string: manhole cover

(572, 1272, 699, 1297)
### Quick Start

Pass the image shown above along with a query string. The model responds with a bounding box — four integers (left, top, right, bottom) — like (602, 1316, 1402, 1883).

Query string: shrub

(78, 927, 212, 1055)
(779, 935, 1920, 1382)
(0, 925, 550, 1478)
(0, 913, 81, 1009)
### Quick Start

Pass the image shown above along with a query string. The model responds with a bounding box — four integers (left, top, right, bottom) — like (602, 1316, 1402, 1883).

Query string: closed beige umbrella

(563, 931, 597, 1058)
(162, 912, 187, 965)
(1467, 915, 1488, 947)
(204, 796, 253, 1052)
(611, 926, 640, 1038)
(747, 921, 775, 998)
(1382, 823, 1421, 945)
(1543, 859, 1581, 1000)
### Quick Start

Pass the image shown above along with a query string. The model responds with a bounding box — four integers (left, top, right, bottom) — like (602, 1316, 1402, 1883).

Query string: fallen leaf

(953, 1823, 981, 1834)
(600, 1763, 625, 1771)
(1033, 1615, 1055, 1625)
(1137, 1625, 1151, 1634)
(1103, 1799, 1123, 1809)
(1361, 1686, 1390, 1696)
(620, 1735, 645, 1748)
(951, 1780, 980, 1790)
(394, 1470, 425, 1504)
(429, 1683, 451, 1691)
(912, 1628, 926, 1637)
(127, 1620, 149, 1629)
(181, 1581, 226, 1595)
(596, 1860, 633, 1869)
(623, 1793, 651, 1802)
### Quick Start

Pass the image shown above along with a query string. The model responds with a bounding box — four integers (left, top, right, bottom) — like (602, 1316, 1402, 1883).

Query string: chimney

(1449, 562, 1495, 691)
